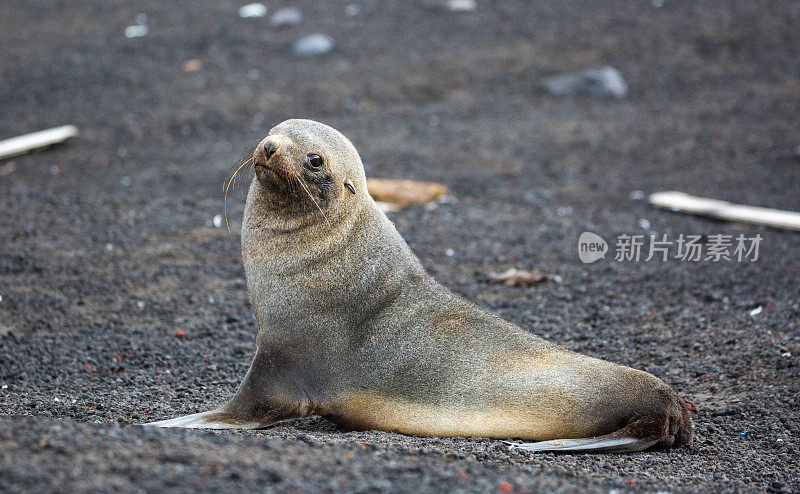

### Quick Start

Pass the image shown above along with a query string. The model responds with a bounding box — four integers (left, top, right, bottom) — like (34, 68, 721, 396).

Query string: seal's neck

(241, 179, 368, 270)
(240, 178, 425, 348)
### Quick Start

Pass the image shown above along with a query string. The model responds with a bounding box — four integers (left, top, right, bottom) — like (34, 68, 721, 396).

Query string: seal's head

(252, 119, 367, 220)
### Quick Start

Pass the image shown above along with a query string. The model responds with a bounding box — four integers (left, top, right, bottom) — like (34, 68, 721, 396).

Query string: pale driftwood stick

(649, 191, 800, 231)
(366, 178, 449, 207)
(374, 201, 401, 213)
(0, 125, 78, 160)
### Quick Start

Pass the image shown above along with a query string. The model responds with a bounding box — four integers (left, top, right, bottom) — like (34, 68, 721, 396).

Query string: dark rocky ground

(1, 0, 799, 492)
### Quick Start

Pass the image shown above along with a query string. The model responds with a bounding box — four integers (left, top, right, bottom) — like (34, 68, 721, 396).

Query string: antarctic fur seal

(146, 119, 694, 452)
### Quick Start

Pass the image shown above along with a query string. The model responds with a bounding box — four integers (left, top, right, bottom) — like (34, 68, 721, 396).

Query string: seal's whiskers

(283, 160, 333, 231)
(224, 156, 253, 234)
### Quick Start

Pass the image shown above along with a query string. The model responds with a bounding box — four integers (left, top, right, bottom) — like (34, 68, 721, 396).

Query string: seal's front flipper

(142, 346, 315, 429)
(143, 409, 265, 429)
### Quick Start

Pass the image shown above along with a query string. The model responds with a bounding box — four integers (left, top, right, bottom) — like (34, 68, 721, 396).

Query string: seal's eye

(306, 153, 324, 170)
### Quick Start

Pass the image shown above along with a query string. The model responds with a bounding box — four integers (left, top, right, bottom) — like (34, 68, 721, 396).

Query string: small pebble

(293, 34, 334, 56)
(121, 176, 131, 187)
(213, 214, 223, 228)
(105, 243, 114, 251)
(489, 268, 556, 287)
(749, 306, 763, 317)
(251, 112, 265, 131)
(639, 218, 651, 229)
(447, 0, 476, 11)
(174, 329, 187, 338)
(542, 66, 628, 98)
(629, 190, 645, 200)
(137, 301, 145, 309)
(183, 59, 202, 72)
(344, 4, 361, 17)
(445, 248, 455, 257)
(124, 24, 149, 38)
(270, 7, 302, 27)
(0, 162, 16, 177)
(239, 3, 267, 18)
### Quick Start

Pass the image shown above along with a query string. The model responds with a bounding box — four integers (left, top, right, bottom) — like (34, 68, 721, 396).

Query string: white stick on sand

(0, 125, 78, 160)
(649, 191, 800, 231)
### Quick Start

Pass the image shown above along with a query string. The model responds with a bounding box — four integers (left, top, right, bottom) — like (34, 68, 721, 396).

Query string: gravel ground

(1, 1, 799, 492)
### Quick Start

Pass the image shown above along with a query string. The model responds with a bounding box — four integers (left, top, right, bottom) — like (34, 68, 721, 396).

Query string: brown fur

(146, 119, 693, 451)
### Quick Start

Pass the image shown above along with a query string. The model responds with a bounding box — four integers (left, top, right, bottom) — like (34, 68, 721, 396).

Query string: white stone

(293, 34, 334, 56)
(239, 3, 267, 18)
(270, 7, 302, 27)
(344, 4, 361, 17)
(543, 66, 628, 98)
(124, 24, 149, 38)
(447, 0, 476, 11)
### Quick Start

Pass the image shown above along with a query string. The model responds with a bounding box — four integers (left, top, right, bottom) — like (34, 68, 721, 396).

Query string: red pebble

(174, 329, 187, 338)
(83, 364, 94, 371)
(498, 483, 513, 492)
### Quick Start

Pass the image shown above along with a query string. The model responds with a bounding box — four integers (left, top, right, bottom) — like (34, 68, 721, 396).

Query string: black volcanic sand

(1, 1, 798, 492)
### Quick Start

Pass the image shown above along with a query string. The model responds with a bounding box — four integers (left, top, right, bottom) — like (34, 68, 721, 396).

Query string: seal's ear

(344, 178, 356, 194)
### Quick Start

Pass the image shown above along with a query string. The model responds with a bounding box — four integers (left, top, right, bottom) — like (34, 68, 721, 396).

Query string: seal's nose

(263, 141, 277, 160)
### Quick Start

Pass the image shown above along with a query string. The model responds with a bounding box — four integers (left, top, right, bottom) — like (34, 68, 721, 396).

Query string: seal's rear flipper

(142, 410, 265, 429)
(505, 418, 663, 453)
(507, 396, 696, 453)
(505, 434, 659, 453)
